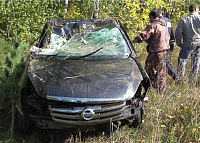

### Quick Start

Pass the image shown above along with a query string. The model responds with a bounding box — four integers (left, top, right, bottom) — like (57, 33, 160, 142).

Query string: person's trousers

(177, 46, 200, 80)
(145, 51, 167, 94)
(166, 51, 178, 80)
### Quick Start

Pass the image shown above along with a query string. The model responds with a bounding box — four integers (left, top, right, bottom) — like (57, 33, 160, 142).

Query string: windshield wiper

(38, 47, 103, 60)
(75, 47, 103, 59)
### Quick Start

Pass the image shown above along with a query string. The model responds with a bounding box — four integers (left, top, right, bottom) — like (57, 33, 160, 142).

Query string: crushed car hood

(27, 58, 143, 101)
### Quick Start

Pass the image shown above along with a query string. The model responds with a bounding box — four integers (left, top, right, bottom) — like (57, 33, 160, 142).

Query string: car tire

(17, 110, 34, 134)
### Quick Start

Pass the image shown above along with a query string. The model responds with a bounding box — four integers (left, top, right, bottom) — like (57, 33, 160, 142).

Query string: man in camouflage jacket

(132, 10, 170, 94)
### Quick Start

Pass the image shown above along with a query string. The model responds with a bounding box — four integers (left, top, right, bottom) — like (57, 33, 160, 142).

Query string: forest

(0, 0, 200, 142)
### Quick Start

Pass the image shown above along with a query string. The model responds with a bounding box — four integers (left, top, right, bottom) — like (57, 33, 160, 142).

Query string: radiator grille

(48, 101, 125, 125)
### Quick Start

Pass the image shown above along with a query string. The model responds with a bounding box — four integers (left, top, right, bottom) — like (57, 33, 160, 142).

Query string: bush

(0, 37, 29, 136)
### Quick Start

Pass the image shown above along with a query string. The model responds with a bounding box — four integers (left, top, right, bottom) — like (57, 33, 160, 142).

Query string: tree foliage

(0, 38, 29, 110)
(0, 0, 66, 43)
(0, 0, 200, 43)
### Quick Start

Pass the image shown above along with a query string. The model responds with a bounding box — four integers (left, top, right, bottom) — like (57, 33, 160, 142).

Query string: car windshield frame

(35, 19, 133, 59)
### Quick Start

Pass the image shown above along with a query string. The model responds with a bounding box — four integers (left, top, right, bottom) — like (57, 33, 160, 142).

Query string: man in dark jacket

(132, 10, 170, 94)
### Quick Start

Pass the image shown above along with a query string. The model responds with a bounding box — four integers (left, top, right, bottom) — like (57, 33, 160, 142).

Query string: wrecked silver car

(16, 18, 150, 134)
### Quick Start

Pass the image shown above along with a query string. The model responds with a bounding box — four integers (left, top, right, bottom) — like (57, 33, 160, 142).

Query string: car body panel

(28, 58, 143, 102)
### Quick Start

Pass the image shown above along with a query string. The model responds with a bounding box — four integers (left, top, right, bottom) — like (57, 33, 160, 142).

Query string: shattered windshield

(37, 20, 130, 58)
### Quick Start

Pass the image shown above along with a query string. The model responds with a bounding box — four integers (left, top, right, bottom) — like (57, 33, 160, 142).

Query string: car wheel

(17, 110, 34, 134)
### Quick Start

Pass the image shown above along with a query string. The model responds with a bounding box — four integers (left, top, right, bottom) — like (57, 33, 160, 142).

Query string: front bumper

(29, 105, 141, 129)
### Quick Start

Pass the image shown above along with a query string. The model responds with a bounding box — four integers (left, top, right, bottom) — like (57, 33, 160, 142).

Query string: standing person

(175, 4, 200, 82)
(132, 10, 170, 94)
(154, 8, 178, 81)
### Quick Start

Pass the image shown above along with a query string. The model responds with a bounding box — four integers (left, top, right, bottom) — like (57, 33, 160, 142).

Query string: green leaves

(1, 0, 200, 44)
(0, 38, 29, 111)
(0, 1, 66, 43)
